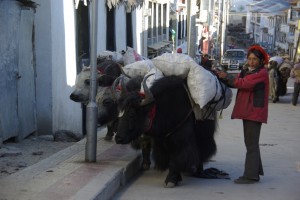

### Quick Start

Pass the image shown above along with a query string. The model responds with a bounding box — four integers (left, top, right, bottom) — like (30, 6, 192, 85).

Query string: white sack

(269, 56, 283, 66)
(152, 53, 193, 78)
(152, 53, 232, 109)
(98, 50, 123, 63)
(187, 61, 219, 108)
(123, 47, 143, 65)
(140, 67, 164, 94)
(124, 59, 155, 77)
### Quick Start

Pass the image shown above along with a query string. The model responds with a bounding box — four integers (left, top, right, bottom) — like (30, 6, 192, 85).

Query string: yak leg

(165, 169, 182, 188)
(130, 135, 152, 170)
(140, 135, 152, 171)
(164, 159, 182, 188)
(104, 124, 114, 140)
(104, 120, 118, 141)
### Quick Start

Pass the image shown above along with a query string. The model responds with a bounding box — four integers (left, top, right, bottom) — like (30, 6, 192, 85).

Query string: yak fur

(115, 75, 217, 187)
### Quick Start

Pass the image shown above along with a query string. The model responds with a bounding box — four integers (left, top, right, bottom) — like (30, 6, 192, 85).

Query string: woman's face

(247, 53, 261, 69)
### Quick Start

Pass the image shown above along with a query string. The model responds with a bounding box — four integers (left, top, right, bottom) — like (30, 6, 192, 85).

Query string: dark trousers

(292, 82, 300, 106)
(242, 120, 264, 180)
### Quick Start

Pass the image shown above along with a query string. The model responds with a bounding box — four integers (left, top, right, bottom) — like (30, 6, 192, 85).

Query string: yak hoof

(140, 162, 151, 171)
(164, 182, 176, 188)
(104, 134, 113, 141)
(273, 97, 279, 103)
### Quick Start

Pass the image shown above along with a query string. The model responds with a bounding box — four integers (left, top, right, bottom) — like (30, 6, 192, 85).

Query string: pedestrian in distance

(201, 54, 212, 71)
(213, 45, 269, 184)
(290, 59, 300, 106)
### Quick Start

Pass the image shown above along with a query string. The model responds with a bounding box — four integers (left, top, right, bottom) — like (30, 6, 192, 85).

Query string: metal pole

(85, 0, 98, 162)
(220, 0, 226, 60)
(187, 0, 191, 55)
(293, 32, 300, 63)
(208, 0, 212, 56)
(273, 15, 277, 54)
(217, 0, 221, 59)
(187, 0, 196, 58)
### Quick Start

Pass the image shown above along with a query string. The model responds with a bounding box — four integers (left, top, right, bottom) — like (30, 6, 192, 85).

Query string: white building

(246, 0, 291, 55)
(0, 0, 176, 142)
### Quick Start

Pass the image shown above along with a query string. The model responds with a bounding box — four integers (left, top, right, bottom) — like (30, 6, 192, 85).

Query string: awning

(148, 41, 172, 51)
(106, 0, 144, 10)
(75, 0, 144, 10)
(16, 0, 38, 12)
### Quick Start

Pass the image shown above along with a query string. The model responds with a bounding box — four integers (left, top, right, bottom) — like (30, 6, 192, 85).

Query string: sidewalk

(0, 129, 141, 200)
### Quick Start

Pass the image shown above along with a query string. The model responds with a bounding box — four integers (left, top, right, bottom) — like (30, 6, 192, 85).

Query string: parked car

(221, 49, 247, 71)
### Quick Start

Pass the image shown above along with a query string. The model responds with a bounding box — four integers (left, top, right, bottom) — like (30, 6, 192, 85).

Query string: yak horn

(111, 75, 123, 101)
(140, 73, 155, 106)
(117, 63, 131, 79)
(112, 75, 129, 100)
(119, 75, 128, 96)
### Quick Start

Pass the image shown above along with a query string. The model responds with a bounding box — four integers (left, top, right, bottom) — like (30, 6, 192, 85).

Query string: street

(112, 78, 300, 200)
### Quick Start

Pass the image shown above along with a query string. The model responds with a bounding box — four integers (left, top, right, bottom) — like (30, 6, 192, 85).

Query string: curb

(0, 129, 142, 200)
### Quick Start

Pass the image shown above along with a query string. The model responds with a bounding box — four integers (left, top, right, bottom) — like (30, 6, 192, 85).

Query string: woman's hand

(213, 68, 228, 79)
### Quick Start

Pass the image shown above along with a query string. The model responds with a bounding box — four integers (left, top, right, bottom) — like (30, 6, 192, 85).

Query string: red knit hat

(248, 45, 269, 65)
(177, 48, 182, 53)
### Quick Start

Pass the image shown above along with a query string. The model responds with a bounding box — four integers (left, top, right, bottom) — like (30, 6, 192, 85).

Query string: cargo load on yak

(125, 53, 232, 120)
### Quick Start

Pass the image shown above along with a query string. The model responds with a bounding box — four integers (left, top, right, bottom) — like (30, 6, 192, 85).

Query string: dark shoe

(234, 176, 259, 184)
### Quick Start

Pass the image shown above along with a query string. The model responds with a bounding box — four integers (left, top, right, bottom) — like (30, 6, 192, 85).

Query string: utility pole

(85, 0, 98, 162)
(293, 32, 300, 63)
(272, 15, 278, 54)
(220, 0, 227, 61)
(208, 0, 212, 56)
(187, 0, 197, 58)
(216, 0, 221, 60)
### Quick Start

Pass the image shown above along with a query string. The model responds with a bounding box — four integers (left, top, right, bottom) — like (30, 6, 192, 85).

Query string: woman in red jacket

(214, 45, 269, 184)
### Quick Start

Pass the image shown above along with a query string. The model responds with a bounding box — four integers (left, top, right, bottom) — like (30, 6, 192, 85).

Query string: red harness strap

(97, 67, 105, 74)
(144, 104, 156, 133)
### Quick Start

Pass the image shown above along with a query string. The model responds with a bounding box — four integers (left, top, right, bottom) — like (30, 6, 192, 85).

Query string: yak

(70, 60, 125, 140)
(70, 68, 153, 170)
(98, 75, 153, 170)
(115, 74, 217, 188)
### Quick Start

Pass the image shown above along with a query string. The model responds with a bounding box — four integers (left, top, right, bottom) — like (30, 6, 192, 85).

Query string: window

(148, 2, 152, 39)
(163, 4, 167, 40)
(153, 3, 157, 38)
(289, 25, 295, 34)
(158, 3, 162, 41)
(178, 14, 182, 39)
(257, 15, 261, 23)
(106, 6, 116, 51)
(126, 12, 133, 48)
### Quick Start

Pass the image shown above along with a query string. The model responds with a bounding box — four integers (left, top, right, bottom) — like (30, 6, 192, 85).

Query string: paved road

(112, 78, 300, 200)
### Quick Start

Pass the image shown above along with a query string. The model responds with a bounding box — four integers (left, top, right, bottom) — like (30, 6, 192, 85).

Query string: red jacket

(226, 67, 269, 123)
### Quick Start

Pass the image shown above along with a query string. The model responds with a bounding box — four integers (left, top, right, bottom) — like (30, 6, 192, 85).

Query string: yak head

(115, 74, 154, 144)
(69, 66, 119, 126)
(69, 66, 93, 104)
(96, 86, 119, 126)
(97, 74, 144, 127)
(97, 60, 123, 86)
(70, 60, 129, 104)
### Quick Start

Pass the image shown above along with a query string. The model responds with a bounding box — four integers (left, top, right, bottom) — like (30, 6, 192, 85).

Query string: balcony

(286, 32, 295, 43)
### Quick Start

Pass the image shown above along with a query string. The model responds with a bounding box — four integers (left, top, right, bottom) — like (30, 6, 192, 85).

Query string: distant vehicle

(221, 49, 247, 71)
